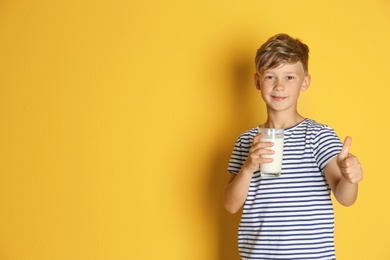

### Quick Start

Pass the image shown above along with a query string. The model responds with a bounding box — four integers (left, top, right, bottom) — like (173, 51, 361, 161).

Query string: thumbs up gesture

(337, 136, 363, 184)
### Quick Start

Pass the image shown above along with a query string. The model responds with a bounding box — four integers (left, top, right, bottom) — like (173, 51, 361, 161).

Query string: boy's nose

(273, 79, 285, 90)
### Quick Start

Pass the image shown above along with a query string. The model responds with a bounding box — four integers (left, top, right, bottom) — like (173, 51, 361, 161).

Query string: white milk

(260, 135, 284, 176)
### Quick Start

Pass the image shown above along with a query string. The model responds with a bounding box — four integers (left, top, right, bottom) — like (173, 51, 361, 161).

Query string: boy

(225, 33, 363, 260)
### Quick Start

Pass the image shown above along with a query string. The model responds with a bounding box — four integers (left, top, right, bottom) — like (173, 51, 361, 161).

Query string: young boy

(225, 33, 363, 260)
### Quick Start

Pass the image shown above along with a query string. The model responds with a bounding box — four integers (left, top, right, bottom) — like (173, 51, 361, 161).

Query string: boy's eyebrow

(262, 71, 299, 74)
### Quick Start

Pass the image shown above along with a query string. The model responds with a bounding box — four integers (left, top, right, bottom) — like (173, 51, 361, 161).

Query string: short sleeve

(227, 136, 244, 174)
(311, 126, 343, 172)
(227, 129, 256, 174)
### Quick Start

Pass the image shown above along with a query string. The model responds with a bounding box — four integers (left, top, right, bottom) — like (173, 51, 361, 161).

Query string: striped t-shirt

(228, 119, 343, 260)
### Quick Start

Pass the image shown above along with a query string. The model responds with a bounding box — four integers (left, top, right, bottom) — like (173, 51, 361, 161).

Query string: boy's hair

(255, 33, 309, 75)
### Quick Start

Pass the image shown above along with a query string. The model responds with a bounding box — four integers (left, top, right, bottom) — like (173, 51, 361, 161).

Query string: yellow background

(0, 1, 389, 259)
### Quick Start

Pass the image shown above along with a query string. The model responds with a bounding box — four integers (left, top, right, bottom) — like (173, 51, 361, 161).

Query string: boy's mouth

(271, 96, 286, 101)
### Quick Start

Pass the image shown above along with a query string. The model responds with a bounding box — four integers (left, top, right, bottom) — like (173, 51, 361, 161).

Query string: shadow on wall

(206, 38, 267, 260)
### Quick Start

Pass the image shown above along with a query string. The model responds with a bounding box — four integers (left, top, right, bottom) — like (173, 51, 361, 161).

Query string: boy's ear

(301, 74, 311, 91)
(254, 74, 261, 90)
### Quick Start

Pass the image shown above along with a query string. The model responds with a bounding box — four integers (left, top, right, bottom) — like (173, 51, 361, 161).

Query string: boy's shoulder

(235, 119, 336, 140)
(287, 119, 339, 141)
(236, 126, 258, 141)
(288, 118, 333, 132)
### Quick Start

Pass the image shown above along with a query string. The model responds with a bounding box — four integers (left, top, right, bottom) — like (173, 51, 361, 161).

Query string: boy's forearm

(334, 178, 358, 207)
(224, 169, 253, 214)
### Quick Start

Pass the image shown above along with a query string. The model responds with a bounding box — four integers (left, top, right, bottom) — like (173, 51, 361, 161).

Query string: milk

(258, 128, 284, 177)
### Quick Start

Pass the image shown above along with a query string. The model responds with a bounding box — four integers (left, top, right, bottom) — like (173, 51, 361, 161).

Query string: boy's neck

(261, 113, 305, 129)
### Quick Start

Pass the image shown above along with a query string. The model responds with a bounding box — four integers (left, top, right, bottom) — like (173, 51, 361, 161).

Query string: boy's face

(254, 61, 310, 113)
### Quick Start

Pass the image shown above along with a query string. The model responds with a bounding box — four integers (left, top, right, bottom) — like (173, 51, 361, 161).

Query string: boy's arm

(324, 136, 363, 206)
(224, 133, 274, 214)
(224, 171, 253, 214)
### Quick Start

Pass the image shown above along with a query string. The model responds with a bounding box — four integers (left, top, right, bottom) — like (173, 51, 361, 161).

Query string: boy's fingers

(338, 136, 352, 161)
(252, 132, 264, 145)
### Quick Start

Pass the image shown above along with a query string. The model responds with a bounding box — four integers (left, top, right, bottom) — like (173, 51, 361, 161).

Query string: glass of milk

(258, 128, 284, 177)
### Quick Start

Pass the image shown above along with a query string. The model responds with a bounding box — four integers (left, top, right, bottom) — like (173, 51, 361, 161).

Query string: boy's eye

(264, 75, 274, 80)
(286, 76, 294, 80)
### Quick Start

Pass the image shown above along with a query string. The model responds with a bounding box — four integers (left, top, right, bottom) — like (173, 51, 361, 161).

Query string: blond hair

(255, 33, 309, 75)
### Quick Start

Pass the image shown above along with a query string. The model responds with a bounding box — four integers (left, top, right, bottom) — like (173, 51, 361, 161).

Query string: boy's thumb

(338, 136, 352, 161)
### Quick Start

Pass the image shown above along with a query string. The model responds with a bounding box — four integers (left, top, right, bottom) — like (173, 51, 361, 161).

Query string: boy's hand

(242, 133, 275, 173)
(337, 136, 363, 184)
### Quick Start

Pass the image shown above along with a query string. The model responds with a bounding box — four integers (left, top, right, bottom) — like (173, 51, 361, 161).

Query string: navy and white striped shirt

(228, 119, 343, 260)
